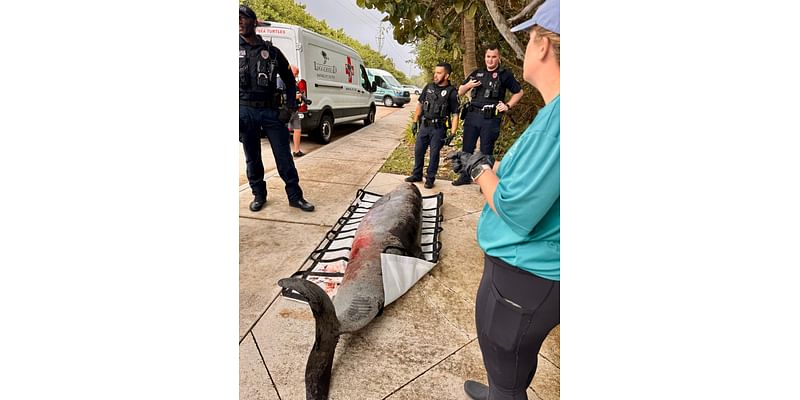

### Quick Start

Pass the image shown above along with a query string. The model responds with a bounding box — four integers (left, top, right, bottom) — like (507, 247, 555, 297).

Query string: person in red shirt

(289, 65, 306, 157)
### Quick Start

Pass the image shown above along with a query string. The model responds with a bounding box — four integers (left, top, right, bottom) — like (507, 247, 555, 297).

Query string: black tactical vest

(422, 83, 455, 119)
(239, 37, 278, 99)
(471, 68, 504, 102)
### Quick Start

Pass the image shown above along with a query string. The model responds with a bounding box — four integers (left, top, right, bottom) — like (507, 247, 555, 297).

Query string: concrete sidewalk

(239, 109, 560, 400)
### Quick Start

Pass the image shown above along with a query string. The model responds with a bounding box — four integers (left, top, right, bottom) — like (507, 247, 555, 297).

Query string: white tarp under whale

(281, 188, 444, 306)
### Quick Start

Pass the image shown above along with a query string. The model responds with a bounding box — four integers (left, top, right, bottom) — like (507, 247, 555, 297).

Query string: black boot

(249, 196, 267, 212)
(464, 380, 489, 400)
(289, 198, 315, 212)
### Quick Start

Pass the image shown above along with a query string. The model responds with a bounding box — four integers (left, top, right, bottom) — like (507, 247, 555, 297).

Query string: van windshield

(381, 74, 402, 87)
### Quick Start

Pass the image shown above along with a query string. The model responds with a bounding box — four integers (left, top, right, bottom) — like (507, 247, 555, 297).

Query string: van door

(358, 64, 372, 94)
(366, 69, 376, 102)
(373, 75, 391, 104)
(306, 42, 352, 109)
(352, 63, 374, 118)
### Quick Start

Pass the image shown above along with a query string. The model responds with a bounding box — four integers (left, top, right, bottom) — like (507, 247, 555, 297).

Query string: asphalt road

(239, 97, 417, 186)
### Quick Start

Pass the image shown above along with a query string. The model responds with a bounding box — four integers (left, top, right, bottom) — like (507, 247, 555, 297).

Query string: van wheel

(313, 114, 334, 144)
(364, 106, 376, 126)
(383, 96, 394, 107)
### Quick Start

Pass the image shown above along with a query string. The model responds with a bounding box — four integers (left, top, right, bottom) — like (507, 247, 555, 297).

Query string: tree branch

(427, 28, 443, 40)
(508, 0, 544, 24)
(483, 0, 525, 61)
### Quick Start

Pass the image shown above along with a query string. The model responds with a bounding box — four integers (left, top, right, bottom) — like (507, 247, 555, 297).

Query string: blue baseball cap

(510, 0, 559, 34)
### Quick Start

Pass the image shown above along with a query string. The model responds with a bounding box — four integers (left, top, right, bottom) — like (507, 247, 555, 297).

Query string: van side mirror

(362, 80, 373, 92)
(360, 65, 376, 92)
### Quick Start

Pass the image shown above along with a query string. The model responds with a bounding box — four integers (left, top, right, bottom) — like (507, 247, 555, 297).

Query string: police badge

(260, 50, 270, 59)
(441, 90, 447, 97)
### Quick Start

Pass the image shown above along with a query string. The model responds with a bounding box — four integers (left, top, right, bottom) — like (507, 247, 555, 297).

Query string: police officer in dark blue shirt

(240, 5, 314, 212)
(453, 45, 524, 186)
(405, 62, 460, 189)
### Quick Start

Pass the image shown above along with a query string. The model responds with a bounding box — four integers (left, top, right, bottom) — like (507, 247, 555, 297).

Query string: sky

(294, 0, 421, 77)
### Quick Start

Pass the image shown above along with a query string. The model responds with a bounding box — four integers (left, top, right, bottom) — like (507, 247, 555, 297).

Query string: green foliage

(408, 74, 428, 88)
(358, 0, 473, 51)
(358, 0, 548, 160)
(242, 0, 408, 82)
(415, 36, 465, 87)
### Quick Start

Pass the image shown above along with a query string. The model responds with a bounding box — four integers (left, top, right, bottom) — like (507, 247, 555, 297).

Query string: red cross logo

(345, 56, 355, 83)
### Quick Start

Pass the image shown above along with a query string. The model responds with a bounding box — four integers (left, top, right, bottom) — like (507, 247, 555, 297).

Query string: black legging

(475, 254, 560, 400)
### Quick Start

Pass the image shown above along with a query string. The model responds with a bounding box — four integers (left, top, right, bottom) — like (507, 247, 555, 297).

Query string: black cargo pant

(457, 110, 502, 183)
(239, 106, 304, 202)
(476, 254, 560, 400)
(411, 124, 446, 182)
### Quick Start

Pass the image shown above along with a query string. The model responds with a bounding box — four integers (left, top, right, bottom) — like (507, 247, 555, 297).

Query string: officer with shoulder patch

(239, 5, 314, 212)
(405, 62, 460, 189)
(453, 44, 524, 186)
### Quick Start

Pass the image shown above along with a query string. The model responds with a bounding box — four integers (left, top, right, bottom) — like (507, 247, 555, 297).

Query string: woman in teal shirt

(450, 1, 560, 399)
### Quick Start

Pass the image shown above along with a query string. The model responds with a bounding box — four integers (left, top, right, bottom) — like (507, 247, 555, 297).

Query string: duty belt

(422, 117, 445, 127)
(469, 103, 496, 111)
(239, 99, 279, 108)
(469, 104, 501, 119)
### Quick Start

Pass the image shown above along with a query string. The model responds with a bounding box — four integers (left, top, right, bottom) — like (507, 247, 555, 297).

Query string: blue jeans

(411, 125, 446, 182)
(239, 106, 304, 202)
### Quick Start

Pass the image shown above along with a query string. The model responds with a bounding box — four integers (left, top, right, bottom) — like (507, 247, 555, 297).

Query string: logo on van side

(314, 62, 337, 74)
(314, 50, 337, 74)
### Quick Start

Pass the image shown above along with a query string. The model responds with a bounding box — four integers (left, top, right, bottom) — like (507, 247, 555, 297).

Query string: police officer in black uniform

(239, 5, 314, 212)
(405, 63, 460, 189)
(453, 45, 524, 186)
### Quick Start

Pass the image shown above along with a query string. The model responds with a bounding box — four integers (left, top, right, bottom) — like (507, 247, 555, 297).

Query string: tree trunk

(462, 14, 478, 78)
(509, 0, 544, 24)
(484, 0, 526, 61)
